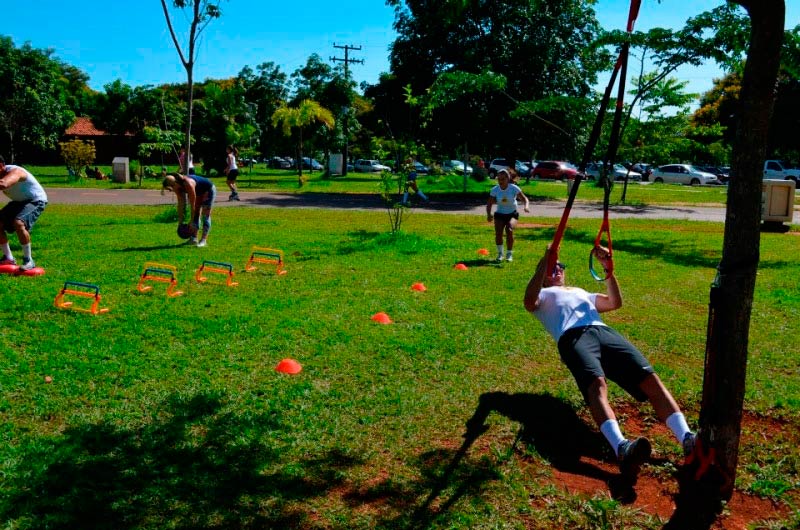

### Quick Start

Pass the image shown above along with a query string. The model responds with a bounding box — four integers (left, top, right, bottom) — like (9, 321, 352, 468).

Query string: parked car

(301, 157, 323, 171)
(698, 165, 730, 184)
(353, 159, 391, 172)
(650, 164, 720, 185)
(531, 161, 578, 180)
(267, 156, 292, 169)
(412, 161, 430, 174)
(585, 163, 642, 182)
(630, 162, 653, 181)
(763, 160, 800, 183)
(443, 159, 473, 174)
(487, 158, 531, 179)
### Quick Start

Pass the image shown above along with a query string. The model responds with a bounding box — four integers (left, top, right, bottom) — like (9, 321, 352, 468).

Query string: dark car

(531, 161, 578, 180)
(699, 165, 730, 184)
(268, 156, 292, 169)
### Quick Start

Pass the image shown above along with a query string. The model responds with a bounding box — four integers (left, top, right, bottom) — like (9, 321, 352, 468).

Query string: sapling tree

(160, 0, 223, 178)
(59, 139, 96, 181)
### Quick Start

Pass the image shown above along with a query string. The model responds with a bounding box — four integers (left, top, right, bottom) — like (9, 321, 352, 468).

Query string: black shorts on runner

(0, 200, 47, 233)
(557, 325, 655, 401)
(227, 168, 239, 182)
(493, 211, 519, 224)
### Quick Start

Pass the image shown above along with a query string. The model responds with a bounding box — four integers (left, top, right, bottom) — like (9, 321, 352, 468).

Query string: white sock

(666, 412, 692, 443)
(496, 244, 504, 255)
(22, 243, 32, 261)
(506, 250, 513, 257)
(600, 419, 626, 456)
(1, 242, 12, 260)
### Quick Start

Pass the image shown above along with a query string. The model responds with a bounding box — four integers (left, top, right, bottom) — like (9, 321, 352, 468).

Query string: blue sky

(5, 0, 799, 100)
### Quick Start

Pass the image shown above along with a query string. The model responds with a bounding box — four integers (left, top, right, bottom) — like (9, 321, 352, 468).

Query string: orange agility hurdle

(54, 281, 110, 315)
(195, 260, 238, 287)
(245, 246, 287, 275)
(137, 262, 183, 297)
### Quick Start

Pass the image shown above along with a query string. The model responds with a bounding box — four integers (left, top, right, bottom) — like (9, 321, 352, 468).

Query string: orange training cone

(411, 282, 427, 292)
(454, 263, 468, 270)
(477, 248, 490, 256)
(371, 312, 393, 324)
(275, 358, 302, 374)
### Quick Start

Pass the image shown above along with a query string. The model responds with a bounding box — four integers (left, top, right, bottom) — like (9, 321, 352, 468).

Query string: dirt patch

(528, 404, 796, 529)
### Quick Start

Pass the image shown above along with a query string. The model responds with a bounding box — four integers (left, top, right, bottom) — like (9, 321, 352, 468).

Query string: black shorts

(0, 200, 47, 233)
(557, 325, 654, 401)
(227, 168, 239, 182)
(494, 211, 519, 225)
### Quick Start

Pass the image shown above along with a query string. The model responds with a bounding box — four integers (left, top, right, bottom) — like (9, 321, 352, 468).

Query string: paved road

(42, 187, 733, 222)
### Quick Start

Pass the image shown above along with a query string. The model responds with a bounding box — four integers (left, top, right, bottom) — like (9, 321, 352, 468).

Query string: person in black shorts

(0, 156, 48, 270)
(523, 245, 696, 485)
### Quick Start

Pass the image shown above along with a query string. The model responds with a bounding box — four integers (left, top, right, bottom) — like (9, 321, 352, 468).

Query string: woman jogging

(486, 169, 529, 262)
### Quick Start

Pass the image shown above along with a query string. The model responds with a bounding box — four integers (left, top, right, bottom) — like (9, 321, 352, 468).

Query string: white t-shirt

(2, 165, 48, 202)
(532, 286, 606, 341)
(490, 183, 522, 214)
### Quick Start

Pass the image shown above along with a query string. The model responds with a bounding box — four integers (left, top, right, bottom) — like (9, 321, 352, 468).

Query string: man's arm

(0, 167, 26, 191)
(523, 247, 552, 312)
(486, 196, 495, 221)
(592, 246, 622, 312)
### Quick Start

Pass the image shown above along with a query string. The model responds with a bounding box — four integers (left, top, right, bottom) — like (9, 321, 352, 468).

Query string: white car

(353, 159, 391, 173)
(585, 163, 642, 182)
(650, 164, 720, 185)
(443, 159, 473, 174)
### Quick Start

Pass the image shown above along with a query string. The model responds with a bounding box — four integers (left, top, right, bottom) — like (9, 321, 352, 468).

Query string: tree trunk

(669, 3, 784, 528)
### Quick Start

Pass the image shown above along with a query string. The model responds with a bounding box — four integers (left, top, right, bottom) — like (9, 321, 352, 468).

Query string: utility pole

(330, 43, 363, 176)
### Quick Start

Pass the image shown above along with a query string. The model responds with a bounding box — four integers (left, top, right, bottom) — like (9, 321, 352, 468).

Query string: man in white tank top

(523, 245, 696, 489)
(0, 156, 48, 270)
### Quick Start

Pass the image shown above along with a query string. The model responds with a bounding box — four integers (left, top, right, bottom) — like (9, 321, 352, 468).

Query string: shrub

(59, 139, 96, 180)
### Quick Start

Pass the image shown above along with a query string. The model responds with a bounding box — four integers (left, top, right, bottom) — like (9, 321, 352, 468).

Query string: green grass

(1, 205, 798, 528)
(28, 164, 741, 206)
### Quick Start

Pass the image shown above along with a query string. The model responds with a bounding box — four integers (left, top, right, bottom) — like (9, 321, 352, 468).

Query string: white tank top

(227, 153, 238, 171)
(532, 286, 606, 341)
(2, 165, 48, 202)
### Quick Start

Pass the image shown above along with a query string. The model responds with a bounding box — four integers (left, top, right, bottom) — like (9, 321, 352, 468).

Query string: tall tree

(376, 0, 608, 160)
(668, 2, 786, 527)
(160, 0, 223, 174)
(0, 37, 76, 162)
(237, 62, 289, 157)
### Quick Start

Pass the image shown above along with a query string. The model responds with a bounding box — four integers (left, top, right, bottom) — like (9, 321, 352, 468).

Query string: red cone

(477, 248, 489, 256)
(454, 263, 468, 270)
(275, 358, 302, 374)
(411, 282, 427, 292)
(371, 312, 392, 324)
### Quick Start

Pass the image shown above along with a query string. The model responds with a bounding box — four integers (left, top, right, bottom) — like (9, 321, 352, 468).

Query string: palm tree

(271, 99, 335, 185)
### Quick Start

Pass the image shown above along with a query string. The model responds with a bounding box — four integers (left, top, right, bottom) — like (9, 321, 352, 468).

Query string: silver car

(650, 164, 720, 185)
(585, 163, 642, 182)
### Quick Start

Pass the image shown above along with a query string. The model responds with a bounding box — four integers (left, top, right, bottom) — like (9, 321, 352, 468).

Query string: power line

(330, 44, 363, 176)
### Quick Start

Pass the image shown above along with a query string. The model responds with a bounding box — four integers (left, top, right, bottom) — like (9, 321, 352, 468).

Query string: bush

(59, 139, 96, 180)
(471, 167, 489, 182)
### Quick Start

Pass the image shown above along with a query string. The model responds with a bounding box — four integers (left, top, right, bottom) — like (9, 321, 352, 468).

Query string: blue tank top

(189, 175, 213, 195)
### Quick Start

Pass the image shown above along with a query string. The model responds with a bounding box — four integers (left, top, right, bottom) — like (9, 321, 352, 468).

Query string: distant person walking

(486, 169, 529, 262)
(0, 156, 47, 270)
(179, 147, 195, 175)
(401, 157, 429, 204)
(224, 145, 240, 201)
(162, 172, 216, 247)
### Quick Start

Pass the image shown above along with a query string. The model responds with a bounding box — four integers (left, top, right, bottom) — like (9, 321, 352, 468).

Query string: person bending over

(162, 172, 216, 247)
(523, 245, 695, 485)
(0, 156, 47, 270)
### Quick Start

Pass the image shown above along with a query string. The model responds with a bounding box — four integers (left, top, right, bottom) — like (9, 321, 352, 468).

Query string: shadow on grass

(366, 392, 639, 529)
(1, 391, 360, 529)
(115, 243, 190, 252)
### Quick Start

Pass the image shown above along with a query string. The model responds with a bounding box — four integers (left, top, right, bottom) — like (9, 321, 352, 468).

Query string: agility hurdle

(245, 247, 287, 275)
(137, 262, 183, 297)
(195, 260, 238, 287)
(54, 281, 110, 315)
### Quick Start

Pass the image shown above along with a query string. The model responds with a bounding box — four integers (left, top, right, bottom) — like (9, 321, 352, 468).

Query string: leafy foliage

(59, 139, 96, 179)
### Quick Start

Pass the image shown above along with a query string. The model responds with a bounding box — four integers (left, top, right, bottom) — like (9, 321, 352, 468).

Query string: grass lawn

(1, 205, 798, 528)
(28, 164, 740, 207)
